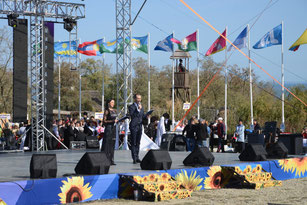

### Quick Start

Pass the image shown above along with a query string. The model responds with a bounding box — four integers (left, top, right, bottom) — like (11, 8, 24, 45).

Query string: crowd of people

(143, 115, 268, 154)
(0, 93, 306, 165)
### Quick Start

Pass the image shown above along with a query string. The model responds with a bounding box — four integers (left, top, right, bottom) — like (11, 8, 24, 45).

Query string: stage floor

(0, 149, 302, 182)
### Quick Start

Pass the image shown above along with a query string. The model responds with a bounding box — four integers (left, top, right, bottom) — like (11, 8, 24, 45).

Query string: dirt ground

(85, 177, 307, 205)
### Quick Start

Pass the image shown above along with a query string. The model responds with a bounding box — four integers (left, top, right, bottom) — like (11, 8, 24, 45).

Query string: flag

(78, 39, 103, 56)
(228, 26, 247, 52)
(154, 34, 174, 52)
(205, 28, 227, 56)
(171, 31, 197, 52)
(99, 38, 124, 54)
(253, 24, 282, 49)
(126, 35, 148, 54)
(289, 29, 307, 51)
(54, 41, 78, 58)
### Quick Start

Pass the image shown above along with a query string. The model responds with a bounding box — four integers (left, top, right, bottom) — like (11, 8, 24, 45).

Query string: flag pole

(58, 56, 61, 120)
(147, 33, 151, 114)
(197, 29, 200, 119)
(281, 21, 285, 131)
(224, 27, 228, 136)
(172, 31, 175, 130)
(79, 38, 82, 120)
(102, 37, 105, 112)
(248, 24, 254, 129)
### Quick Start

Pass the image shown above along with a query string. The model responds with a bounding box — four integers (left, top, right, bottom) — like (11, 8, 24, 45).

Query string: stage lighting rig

(7, 14, 19, 28)
(64, 18, 77, 32)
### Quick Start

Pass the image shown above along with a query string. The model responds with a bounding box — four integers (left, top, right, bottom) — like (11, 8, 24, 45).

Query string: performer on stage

(128, 94, 148, 164)
(101, 99, 118, 165)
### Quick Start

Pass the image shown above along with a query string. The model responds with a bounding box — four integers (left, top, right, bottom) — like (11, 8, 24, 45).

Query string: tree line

(0, 26, 305, 133)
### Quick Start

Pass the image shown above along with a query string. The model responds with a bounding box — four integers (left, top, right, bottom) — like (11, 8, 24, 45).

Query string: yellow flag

(289, 29, 307, 51)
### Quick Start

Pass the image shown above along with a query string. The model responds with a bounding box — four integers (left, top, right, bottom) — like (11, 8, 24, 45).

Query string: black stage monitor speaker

(266, 142, 288, 159)
(169, 135, 186, 151)
(30, 154, 57, 179)
(75, 152, 110, 175)
(85, 135, 99, 148)
(13, 19, 28, 123)
(278, 134, 303, 155)
(247, 133, 265, 145)
(183, 147, 214, 167)
(140, 150, 172, 170)
(160, 133, 176, 151)
(239, 144, 267, 161)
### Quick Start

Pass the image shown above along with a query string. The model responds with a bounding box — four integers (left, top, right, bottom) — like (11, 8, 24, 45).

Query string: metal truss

(0, 0, 85, 151)
(69, 23, 78, 71)
(30, 13, 45, 151)
(0, 0, 85, 19)
(116, 0, 132, 150)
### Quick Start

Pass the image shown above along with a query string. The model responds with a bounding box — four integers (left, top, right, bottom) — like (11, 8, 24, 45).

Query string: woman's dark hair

(105, 99, 114, 110)
(163, 113, 170, 119)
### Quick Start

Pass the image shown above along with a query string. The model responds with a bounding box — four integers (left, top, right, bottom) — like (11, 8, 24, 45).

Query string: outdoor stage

(0, 149, 306, 204)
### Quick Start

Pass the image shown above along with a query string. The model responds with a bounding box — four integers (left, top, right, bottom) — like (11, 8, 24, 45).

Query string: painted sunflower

(0, 199, 7, 205)
(142, 176, 148, 183)
(204, 166, 222, 189)
(279, 157, 307, 177)
(292, 157, 307, 177)
(278, 158, 295, 173)
(161, 173, 171, 181)
(243, 165, 252, 174)
(149, 174, 159, 182)
(175, 170, 203, 191)
(234, 166, 243, 174)
(58, 176, 93, 204)
(133, 176, 143, 184)
(252, 164, 262, 173)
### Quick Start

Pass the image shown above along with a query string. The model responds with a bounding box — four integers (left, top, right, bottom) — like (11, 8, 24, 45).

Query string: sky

(2, 0, 307, 84)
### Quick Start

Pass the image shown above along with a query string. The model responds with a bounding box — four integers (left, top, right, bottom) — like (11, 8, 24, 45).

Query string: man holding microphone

(128, 94, 148, 164)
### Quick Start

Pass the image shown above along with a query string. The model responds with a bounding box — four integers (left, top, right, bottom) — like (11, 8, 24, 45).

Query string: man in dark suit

(129, 94, 147, 164)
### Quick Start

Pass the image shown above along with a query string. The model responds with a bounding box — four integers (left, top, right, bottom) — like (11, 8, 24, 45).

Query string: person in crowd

(82, 112, 88, 121)
(12, 124, 19, 140)
(60, 119, 66, 148)
(178, 59, 186, 72)
(217, 117, 226, 152)
(302, 126, 307, 139)
(206, 120, 211, 137)
(64, 120, 76, 148)
(75, 121, 86, 141)
(146, 116, 158, 142)
(102, 99, 118, 165)
(164, 113, 171, 132)
(128, 94, 149, 164)
(18, 121, 28, 150)
(3, 123, 14, 149)
(156, 113, 167, 147)
(253, 119, 261, 134)
(175, 120, 185, 132)
(209, 119, 218, 152)
(235, 119, 245, 153)
(96, 120, 104, 140)
(182, 118, 198, 151)
(196, 119, 209, 148)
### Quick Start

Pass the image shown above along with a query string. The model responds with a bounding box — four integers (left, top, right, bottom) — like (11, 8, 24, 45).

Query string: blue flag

(154, 34, 173, 52)
(228, 26, 248, 51)
(54, 41, 78, 58)
(253, 24, 282, 49)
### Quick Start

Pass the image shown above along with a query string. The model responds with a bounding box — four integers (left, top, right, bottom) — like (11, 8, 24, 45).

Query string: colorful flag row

(54, 26, 307, 58)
